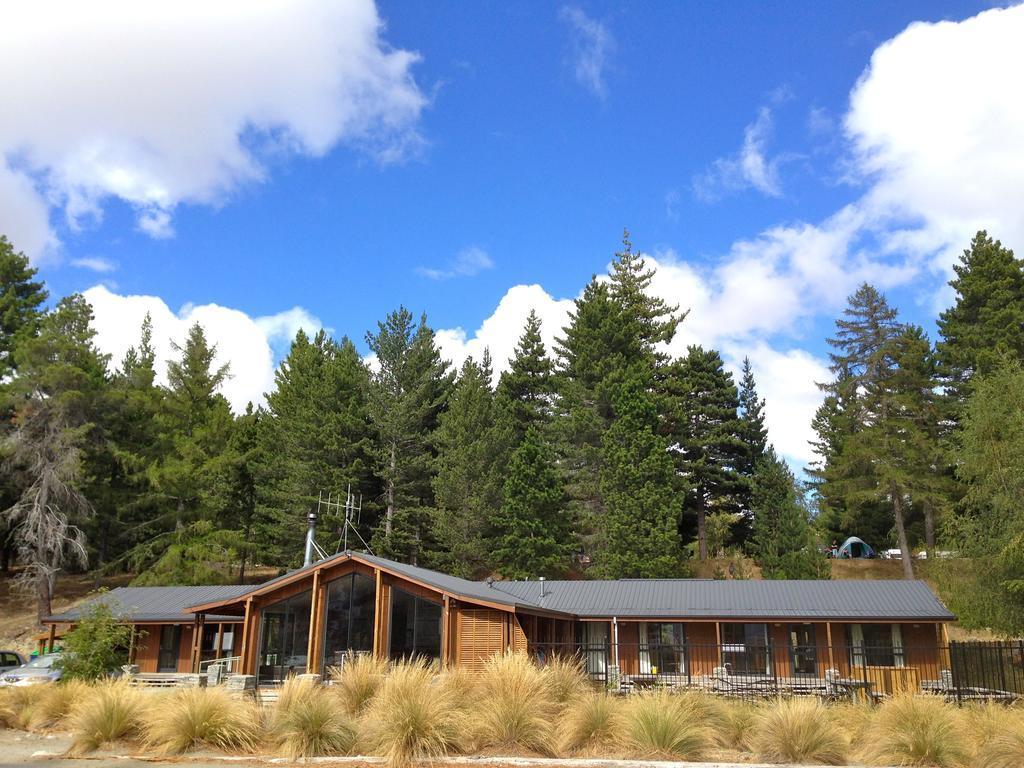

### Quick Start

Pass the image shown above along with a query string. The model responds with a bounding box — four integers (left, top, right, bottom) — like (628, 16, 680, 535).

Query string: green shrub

(59, 601, 135, 682)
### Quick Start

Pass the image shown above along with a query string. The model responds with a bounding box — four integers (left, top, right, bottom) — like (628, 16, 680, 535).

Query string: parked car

(0, 653, 63, 686)
(0, 651, 26, 676)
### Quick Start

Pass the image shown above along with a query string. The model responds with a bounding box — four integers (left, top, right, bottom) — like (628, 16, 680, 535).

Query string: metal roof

(183, 551, 953, 622)
(45, 586, 250, 624)
(489, 578, 955, 620)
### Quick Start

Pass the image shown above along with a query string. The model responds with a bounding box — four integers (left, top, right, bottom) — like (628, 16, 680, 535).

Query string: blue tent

(837, 536, 876, 559)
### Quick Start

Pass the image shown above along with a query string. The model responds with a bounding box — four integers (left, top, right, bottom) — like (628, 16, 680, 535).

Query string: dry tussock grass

(469, 651, 558, 755)
(751, 697, 848, 765)
(142, 686, 260, 755)
(273, 681, 355, 760)
(559, 692, 625, 755)
(68, 680, 148, 754)
(362, 658, 465, 768)
(27, 680, 91, 730)
(859, 693, 969, 767)
(329, 653, 388, 715)
(621, 690, 712, 760)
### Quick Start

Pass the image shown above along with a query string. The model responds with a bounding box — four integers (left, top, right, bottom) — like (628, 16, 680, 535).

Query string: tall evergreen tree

(491, 426, 573, 579)
(259, 329, 375, 563)
(664, 346, 748, 560)
(432, 354, 504, 576)
(737, 357, 768, 471)
(751, 448, 828, 579)
(597, 376, 681, 577)
(2, 295, 109, 619)
(937, 231, 1024, 404)
(366, 308, 453, 564)
(496, 310, 555, 444)
(0, 235, 48, 382)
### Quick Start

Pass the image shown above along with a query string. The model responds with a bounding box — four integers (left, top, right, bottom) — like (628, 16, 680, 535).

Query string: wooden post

(239, 598, 253, 675)
(373, 569, 384, 658)
(190, 614, 205, 673)
(46, 623, 57, 654)
(214, 623, 224, 661)
(128, 626, 136, 664)
(306, 570, 322, 674)
(441, 595, 450, 668)
(826, 623, 835, 671)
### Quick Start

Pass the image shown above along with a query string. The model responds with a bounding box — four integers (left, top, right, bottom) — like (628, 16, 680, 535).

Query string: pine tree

(0, 235, 48, 381)
(432, 354, 504, 576)
(210, 403, 262, 582)
(366, 308, 453, 564)
(751, 448, 828, 579)
(496, 310, 555, 444)
(737, 357, 768, 470)
(491, 426, 573, 579)
(597, 376, 681, 578)
(259, 329, 375, 563)
(664, 346, 748, 560)
(937, 231, 1024, 404)
(2, 295, 109, 619)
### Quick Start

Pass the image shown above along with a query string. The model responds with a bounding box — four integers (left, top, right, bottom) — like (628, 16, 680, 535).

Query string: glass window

(720, 623, 769, 676)
(388, 588, 442, 661)
(788, 624, 817, 675)
(849, 624, 904, 668)
(640, 623, 687, 674)
(158, 625, 182, 672)
(257, 589, 312, 684)
(322, 573, 377, 668)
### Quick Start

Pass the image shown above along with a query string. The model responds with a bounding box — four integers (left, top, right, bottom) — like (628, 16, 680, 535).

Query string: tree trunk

(36, 570, 51, 624)
(385, 443, 396, 538)
(923, 502, 936, 560)
(892, 488, 915, 579)
(697, 494, 707, 561)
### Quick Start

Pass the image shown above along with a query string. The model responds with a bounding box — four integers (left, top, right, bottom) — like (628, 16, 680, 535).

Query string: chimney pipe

(539, 576, 547, 598)
(303, 510, 317, 567)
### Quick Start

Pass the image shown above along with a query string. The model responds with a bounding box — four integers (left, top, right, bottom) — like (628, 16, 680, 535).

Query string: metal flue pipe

(303, 510, 317, 567)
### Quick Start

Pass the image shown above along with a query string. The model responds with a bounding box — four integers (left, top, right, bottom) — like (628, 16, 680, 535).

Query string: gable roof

(183, 551, 954, 622)
(489, 578, 955, 621)
(45, 586, 250, 624)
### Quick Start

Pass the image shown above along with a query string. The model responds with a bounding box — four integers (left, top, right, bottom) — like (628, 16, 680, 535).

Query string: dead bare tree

(3, 398, 91, 622)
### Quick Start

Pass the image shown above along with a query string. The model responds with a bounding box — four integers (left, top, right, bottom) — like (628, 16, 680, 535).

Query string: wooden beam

(47, 623, 57, 654)
(239, 598, 253, 675)
(189, 615, 204, 673)
(441, 595, 450, 668)
(373, 569, 384, 658)
(214, 623, 224, 661)
(306, 569, 322, 674)
(826, 622, 835, 671)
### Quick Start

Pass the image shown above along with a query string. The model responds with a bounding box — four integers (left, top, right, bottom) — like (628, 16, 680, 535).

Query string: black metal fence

(527, 640, 1024, 704)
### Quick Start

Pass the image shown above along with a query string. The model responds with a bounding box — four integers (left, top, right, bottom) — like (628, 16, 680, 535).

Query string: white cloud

(559, 6, 614, 100)
(83, 285, 323, 411)
(0, 0, 426, 261)
(844, 4, 1024, 273)
(694, 105, 787, 201)
(417, 246, 495, 280)
(70, 256, 116, 273)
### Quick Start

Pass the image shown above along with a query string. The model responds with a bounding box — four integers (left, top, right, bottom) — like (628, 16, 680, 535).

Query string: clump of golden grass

(621, 690, 712, 760)
(68, 680, 148, 754)
(329, 653, 388, 715)
(437, 663, 479, 707)
(27, 680, 92, 730)
(363, 658, 465, 768)
(559, 692, 624, 754)
(469, 651, 557, 755)
(542, 655, 589, 709)
(962, 704, 1024, 768)
(273, 683, 355, 760)
(142, 686, 260, 755)
(860, 693, 969, 767)
(0, 685, 47, 730)
(714, 699, 758, 751)
(751, 697, 848, 765)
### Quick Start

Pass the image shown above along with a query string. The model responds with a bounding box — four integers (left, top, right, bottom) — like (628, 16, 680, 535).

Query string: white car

(0, 653, 63, 686)
(0, 651, 26, 676)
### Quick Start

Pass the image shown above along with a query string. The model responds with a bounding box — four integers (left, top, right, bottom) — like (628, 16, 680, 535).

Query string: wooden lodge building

(44, 551, 956, 694)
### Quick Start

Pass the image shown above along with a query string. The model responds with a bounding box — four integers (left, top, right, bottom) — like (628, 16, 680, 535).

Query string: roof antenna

(330, 485, 374, 557)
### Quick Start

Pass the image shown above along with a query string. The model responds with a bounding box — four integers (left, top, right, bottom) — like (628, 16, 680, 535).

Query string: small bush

(364, 659, 465, 768)
(542, 655, 589, 708)
(143, 686, 259, 755)
(622, 690, 711, 760)
(979, 724, 1024, 768)
(59, 601, 135, 682)
(752, 697, 847, 765)
(69, 680, 147, 754)
(274, 684, 355, 760)
(329, 653, 388, 715)
(27, 680, 92, 730)
(862, 693, 969, 767)
(559, 692, 624, 754)
(715, 699, 758, 751)
(469, 651, 557, 755)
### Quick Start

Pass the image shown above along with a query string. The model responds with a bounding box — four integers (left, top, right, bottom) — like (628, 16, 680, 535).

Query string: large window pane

(389, 588, 442, 661)
(849, 624, 904, 668)
(788, 624, 817, 675)
(322, 573, 377, 668)
(721, 623, 769, 675)
(158, 625, 181, 672)
(257, 589, 312, 684)
(649, 622, 687, 674)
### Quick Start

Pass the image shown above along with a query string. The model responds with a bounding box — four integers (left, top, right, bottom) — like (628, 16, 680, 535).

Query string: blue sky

(2, 0, 1022, 467)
